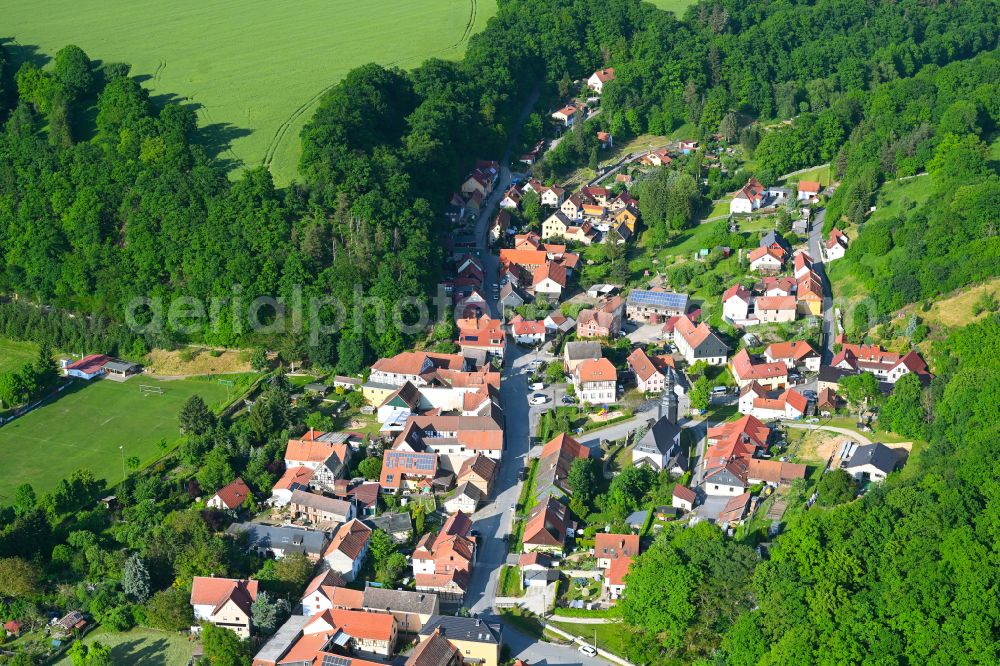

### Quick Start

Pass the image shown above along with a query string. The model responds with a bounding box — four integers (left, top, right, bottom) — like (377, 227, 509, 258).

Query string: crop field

(5, 0, 496, 185)
(0, 375, 235, 501)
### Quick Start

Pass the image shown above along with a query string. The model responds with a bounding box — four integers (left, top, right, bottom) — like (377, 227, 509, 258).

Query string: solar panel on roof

(627, 290, 688, 308)
(322, 655, 351, 666)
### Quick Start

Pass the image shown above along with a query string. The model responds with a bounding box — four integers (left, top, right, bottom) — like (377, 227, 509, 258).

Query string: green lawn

(6, 0, 495, 186)
(781, 163, 833, 187)
(870, 174, 933, 224)
(54, 627, 196, 666)
(0, 337, 37, 374)
(648, 0, 697, 15)
(0, 375, 234, 501)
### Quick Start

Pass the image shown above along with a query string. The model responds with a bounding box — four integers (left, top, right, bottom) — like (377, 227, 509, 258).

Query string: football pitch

(3, 0, 495, 186)
(0, 376, 234, 501)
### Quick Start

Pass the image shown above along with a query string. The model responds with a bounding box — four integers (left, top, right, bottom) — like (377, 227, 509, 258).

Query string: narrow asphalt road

(461, 86, 611, 666)
(807, 207, 836, 364)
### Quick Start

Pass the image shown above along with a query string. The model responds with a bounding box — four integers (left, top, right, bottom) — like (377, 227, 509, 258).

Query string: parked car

(578, 645, 598, 657)
(529, 393, 548, 405)
(561, 395, 575, 404)
(712, 386, 728, 395)
(529, 382, 545, 391)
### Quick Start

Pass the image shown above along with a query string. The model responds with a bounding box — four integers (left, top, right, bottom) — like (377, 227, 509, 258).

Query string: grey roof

(449, 480, 484, 503)
(419, 616, 502, 644)
(626, 290, 688, 311)
(102, 360, 138, 373)
(564, 340, 602, 361)
(635, 417, 681, 457)
(760, 230, 790, 252)
(253, 615, 309, 663)
(705, 466, 744, 488)
(289, 490, 353, 518)
(845, 443, 899, 474)
(626, 510, 648, 527)
(304, 383, 330, 393)
(499, 283, 524, 305)
(363, 586, 440, 616)
(364, 512, 413, 536)
(226, 522, 329, 557)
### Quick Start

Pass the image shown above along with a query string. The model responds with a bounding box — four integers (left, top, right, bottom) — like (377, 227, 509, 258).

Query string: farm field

(5, 0, 496, 186)
(0, 375, 236, 501)
(53, 627, 197, 666)
(0, 337, 37, 374)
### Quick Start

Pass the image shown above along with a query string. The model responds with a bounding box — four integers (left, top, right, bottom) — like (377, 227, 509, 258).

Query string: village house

(532, 261, 568, 299)
(284, 431, 353, 492)
(533, 433, 589, 502)
(824, 227, 849, 261)
(518, 552, 559, 588)
(540, 185, 567, 207)
(206, 478, 251, 511)
(576, 296, 624, 338)
(672, 484, 696, 512)
(551, 105, 577, 127)
(392, 411, 504, 469)
(563, 340, 602, 372)
(597, 130, 613, 148)
(765, 340, 821, 373)
(702, 415, 771, 496)
(793, 251, 814, 280)
(457, 315, 506, 359)
(573, 357, 618, 404)
(796, 272, 824, 316)
(270, 466, 314, 506)
(595, 533, 640, 570)
(417, 617, 502, 666)
(456, 454, 497, 497)
(301, 570, 350, 617)
(626, 290, 689, 322)
(306, 608, 399, 656)
(380, 449, 440, 492)
(731, 349, 788, 390)
(541, 211, 597, 244)
(190, 577, 259, 638)
(718, 492, 751, 525)
(406, 630, 463, 666)
(679, 140, 698, 154)
(490, 210, 510, 244)
(228, 522, 329, 561)
(324, 519, 372, 582)
(832, 344, 930, 384)
(843, 443, 902, 483)
(754, 295, 797, 323)
(722, 284, 753, 323)
(748, 246, 785, 274)
(797, 180, 821, 200)
(369, 351, 469, 388)
(587, 67, 615, 94)
(674, 318, 729, 366)
(443, 482, 484, 514)
(511, 319, 547, 345)
(761, 275, 797, 297)
(288, 490, 355, 526)
(627, 347, 674, 393)
(640, 148, 671, 167)
(738, 383, 808, 420)
(499, 187, 521, 210)
(730, 177, 765, 214)
(560, 194, 584, 220)
(746, 458, 807, 487)
(522, 496, 570, 554)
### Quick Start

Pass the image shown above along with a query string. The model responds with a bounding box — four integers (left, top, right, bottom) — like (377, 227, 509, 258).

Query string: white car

(578, 645, 597, 657)
(529, 382, 545, 391)
(529, 393, 548, 405)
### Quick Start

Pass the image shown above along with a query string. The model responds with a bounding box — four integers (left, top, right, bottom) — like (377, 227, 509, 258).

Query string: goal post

(139, 384, 164, 395)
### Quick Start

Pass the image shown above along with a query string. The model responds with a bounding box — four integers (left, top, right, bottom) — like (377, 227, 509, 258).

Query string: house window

(714, 485, 719, 490)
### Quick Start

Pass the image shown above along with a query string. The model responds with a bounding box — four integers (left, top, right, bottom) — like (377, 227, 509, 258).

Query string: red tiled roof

(575, 357, 616, 383)
(273, 466, 314, 491)
(190, 577, 258, 615)
(673, 484, 696, 503)
(211, 478, 251, 510)
(755, 295, 797, 311)
(605, 555, 632, 586)
(731, 349, 788, 381)
(325, 519, 372, 561)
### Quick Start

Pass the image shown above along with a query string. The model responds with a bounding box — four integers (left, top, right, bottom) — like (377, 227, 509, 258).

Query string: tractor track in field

(260, 0, 481, 174)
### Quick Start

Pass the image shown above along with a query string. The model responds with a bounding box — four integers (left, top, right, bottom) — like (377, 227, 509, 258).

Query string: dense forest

(2, 0, 997, 372)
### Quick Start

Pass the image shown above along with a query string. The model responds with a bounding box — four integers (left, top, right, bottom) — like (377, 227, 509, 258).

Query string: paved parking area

(693, 494, 731, 523)
(626, 323, 665, 344)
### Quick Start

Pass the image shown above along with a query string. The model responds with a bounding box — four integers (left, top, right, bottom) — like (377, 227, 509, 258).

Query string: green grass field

(0, 337, 37, 374)
(54, 628, 196, 666)
(0, 375, 234, 501)
(5, 0, 496, 185)
(649, 0, 697, 14)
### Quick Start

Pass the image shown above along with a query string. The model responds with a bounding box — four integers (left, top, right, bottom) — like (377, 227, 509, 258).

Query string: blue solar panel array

(386, 451, 435, 470)
(627, 290, 688, 310)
